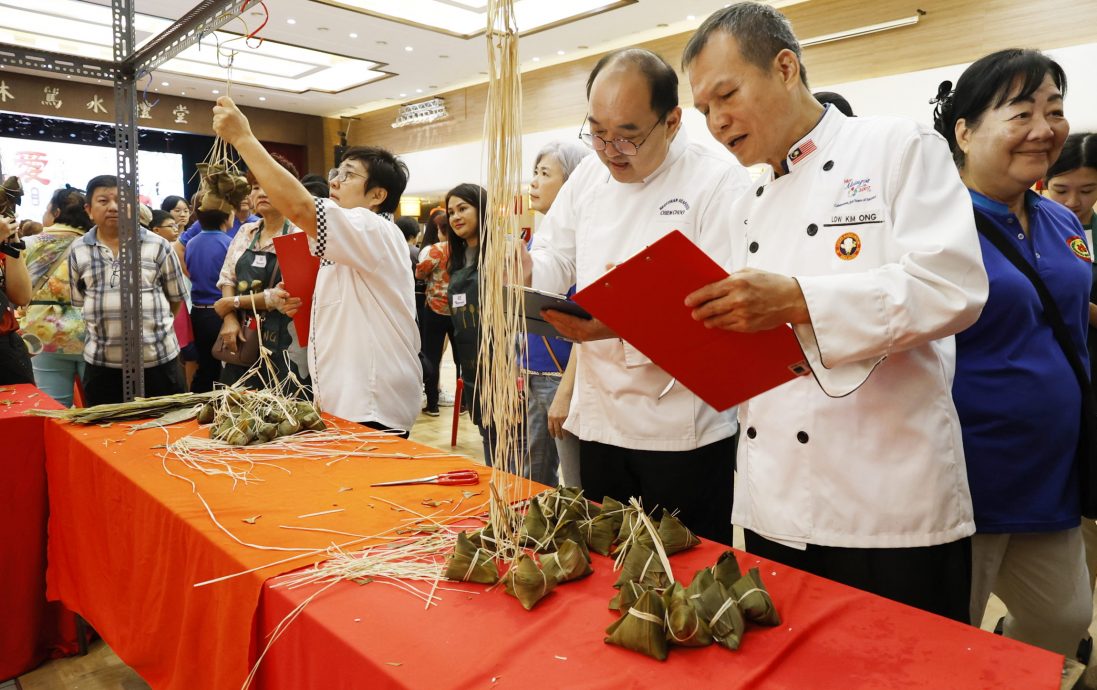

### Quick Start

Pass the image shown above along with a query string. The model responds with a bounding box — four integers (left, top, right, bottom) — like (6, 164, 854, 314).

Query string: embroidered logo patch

(658, 198, 690, 216)
(1068, 236, 1093, 262)
(835, 232, 861, 260)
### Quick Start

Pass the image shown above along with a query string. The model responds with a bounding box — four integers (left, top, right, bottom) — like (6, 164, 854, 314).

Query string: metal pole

(113, 0, 144, 401)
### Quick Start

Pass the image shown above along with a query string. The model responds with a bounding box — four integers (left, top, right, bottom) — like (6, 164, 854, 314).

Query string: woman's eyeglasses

(328, 167, 369, 184)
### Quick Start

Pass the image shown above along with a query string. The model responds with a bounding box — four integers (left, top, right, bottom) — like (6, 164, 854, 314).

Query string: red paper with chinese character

(572, 230, 810, 411)
(273, 232, 319, 347)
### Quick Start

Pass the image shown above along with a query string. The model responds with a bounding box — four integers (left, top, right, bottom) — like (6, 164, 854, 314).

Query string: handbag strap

(972, 209, 1094, 398)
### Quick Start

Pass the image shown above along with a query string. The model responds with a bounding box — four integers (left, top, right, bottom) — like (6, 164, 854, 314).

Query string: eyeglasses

(109, 259, 119, 288)
(578, 112, 669, 157)
(328, 167, 368, 184)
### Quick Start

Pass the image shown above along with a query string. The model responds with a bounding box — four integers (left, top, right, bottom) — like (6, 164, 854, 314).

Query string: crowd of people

(1, 0, 1096, 663)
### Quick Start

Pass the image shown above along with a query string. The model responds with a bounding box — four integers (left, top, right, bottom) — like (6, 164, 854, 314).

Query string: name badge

(251, 255, 268, 268)
(453, 293, 467, 308)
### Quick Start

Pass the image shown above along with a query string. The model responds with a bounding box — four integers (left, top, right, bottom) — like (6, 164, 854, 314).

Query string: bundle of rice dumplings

(609, 580, 650, 612)
(196, 162, 251, 215)
(503, 553, 558, 610)
(731, 567, 781, 626)
(443, 532, 499, 584)
(604, 589, 669, 661)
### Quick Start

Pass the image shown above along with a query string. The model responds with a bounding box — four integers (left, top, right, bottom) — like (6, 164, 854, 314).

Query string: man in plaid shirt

(70, 175, 188, 405)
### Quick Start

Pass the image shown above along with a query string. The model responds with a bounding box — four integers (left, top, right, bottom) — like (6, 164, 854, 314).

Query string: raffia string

(479, 0, 528, 560)
(709, 597, 738, 629)
(627, 607, 664, 625)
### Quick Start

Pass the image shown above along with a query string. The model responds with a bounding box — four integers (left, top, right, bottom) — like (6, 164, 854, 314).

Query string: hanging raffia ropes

(480, 0, 529, 561)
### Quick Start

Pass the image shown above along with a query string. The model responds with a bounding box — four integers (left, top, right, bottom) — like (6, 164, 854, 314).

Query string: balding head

(587, 48, 679, 118)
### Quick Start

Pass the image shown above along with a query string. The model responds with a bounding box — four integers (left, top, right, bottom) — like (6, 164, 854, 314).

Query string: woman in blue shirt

(933, 49, 1092, 655)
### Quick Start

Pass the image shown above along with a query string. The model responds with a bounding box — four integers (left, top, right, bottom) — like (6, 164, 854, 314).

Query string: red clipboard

(571, 230, 810, 411)
(273, 232, 320, 347)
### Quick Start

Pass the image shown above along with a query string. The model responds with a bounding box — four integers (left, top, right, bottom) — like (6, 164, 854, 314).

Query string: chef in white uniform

(681, 3, 989, 622)
(526, 47, 751, 544)
(213, 98, 422, 434)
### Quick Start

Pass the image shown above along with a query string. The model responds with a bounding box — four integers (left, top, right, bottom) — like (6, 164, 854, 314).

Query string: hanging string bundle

(478, 0, 530, 558)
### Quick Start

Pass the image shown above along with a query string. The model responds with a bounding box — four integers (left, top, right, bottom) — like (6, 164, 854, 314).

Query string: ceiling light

(556, 49, 565, 55)
(286, 18, 296, 24)
(404, 46, 414, 52)
(161, 81, 169, 86)
(259, 96, 267, 101)
(212, 89, 220, 94)
(399, 92, 406, 97)
(532, 56, 540, 62)
(800, 15, 921, 47)
(687, 14, 695, 20)
(415, 88, 423, 93)
(349, 32, 358, 38)
(180, 91, 186, 95)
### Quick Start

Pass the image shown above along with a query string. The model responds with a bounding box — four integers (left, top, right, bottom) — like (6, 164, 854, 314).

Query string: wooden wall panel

(349, 0, 1097, 154)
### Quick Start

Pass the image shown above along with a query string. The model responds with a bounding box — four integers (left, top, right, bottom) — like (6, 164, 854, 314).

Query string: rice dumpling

(614, 544, 670, 590)
(540, 539, 593, 583)
(665, 583, 714, 648)
(732, 567, 781, 626)
(581, 513, 618, 556)
(443, 532, 499, 584)
(609, 580, 650, 612)
(503, 553, 558, 611)
(543, 519, 591, 562)
(657, 510, 701, 556)
(696, 581, 745, 650)
(519, 499, 551, 549)
(466, 524, 497, 551)
(711, 550, 742, 589)
(604, 590, 669, 661)
(685, 567, 715, 608)
(598, 495, 627, 533)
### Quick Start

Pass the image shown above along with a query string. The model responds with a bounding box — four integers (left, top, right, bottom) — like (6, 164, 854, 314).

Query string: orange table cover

(44, 415, 497, 690)
(42, 415, 1064, 690)
(254, 543, 1063, 690)
(0, 384, 79, 680)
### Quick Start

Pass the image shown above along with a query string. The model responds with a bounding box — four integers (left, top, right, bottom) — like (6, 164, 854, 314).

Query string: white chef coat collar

(782, 104, 844, 174)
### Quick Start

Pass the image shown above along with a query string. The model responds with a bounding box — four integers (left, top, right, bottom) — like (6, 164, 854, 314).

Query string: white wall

(401, 42, 1097, 196)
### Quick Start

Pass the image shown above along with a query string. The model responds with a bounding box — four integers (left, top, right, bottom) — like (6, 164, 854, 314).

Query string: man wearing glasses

(69, 175, 187, 405)
(212, 99, 422, 435)
(523, 48, 750, 544)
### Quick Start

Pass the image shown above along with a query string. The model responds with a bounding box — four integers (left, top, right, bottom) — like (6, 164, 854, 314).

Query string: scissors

(370, 469, 480, 487)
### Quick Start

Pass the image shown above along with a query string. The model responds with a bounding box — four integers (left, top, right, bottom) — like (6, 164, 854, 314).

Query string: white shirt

(727, 107, 989, 549)
(530, 131, 751, 451)
(308, 199, 422, 430)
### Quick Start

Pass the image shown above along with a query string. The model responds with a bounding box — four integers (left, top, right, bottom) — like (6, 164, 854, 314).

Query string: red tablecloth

(253, 541, 1063, 690)
(41, 414, 1065, 689)
(0, 384, 74, 680)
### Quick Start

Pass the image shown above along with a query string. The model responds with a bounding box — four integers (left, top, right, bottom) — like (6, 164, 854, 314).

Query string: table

(42, 414, 1066, 690)
(0, 384, 74, 680)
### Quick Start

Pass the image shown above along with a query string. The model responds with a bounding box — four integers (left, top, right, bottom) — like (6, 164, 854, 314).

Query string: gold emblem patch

(835, 232, 861, 260)
(1068, 236, 1092, 263)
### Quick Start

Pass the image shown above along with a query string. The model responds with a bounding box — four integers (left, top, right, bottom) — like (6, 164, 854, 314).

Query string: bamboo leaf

(242, 515, 261, 524)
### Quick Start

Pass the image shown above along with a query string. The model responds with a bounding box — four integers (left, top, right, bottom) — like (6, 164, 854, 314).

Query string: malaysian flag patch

(789, 139, 817, 165)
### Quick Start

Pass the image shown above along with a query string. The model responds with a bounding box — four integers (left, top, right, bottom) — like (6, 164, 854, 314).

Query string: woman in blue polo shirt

(934, 49, 1092, 655)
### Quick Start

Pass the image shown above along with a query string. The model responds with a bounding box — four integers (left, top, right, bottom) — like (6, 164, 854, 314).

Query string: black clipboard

(509, 286, 592, 338)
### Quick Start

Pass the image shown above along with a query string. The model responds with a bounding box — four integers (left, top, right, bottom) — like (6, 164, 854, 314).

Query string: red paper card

(273, 232, 320, 347)
(572, 230, 810, 411)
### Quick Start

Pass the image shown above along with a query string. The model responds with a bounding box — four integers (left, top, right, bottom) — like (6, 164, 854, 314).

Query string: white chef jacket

(308, 198, 423, 431)
(727, 106, 989, 549)
(530, 131, 751, 451)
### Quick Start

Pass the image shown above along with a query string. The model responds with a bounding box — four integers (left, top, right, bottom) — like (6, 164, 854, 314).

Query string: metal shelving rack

(0, 0, 246, 400)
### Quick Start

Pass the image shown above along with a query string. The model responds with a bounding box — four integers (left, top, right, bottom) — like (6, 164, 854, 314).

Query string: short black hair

(150, 209, 173, 229)
(85, 175, 118, 201)
(814, 91, 854, 117)
(300, 173, 330, 199)
(586, 48, 678, 118)
(160, 195, 187, 213)
(394, 216, 420, 241)
(49, 186, 91, 230)
(195, 207, 229, 231)
(932, 49, 1067, 168)
(682, 2, 808, 86)
(342, 146, 408, 215)
(1046, 132, 1097, 182)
